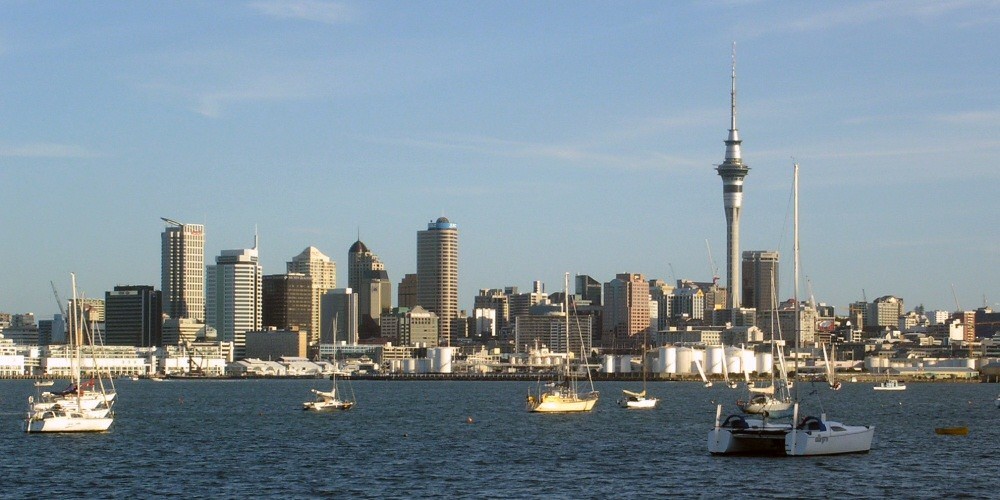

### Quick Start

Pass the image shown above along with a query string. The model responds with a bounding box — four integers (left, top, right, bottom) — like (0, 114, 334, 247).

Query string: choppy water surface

(1, 379, 996, 498)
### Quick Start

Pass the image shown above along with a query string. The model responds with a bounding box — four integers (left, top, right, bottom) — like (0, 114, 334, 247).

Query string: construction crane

(668, 262, 677, 284)
(161, 217, 182, 226)
(705, 239, 720, 286)
(951, 284, 961, 312)
(50, 281, 68, 319)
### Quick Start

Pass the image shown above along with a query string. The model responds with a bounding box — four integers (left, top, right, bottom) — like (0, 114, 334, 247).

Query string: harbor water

(1, 379, 996, 498)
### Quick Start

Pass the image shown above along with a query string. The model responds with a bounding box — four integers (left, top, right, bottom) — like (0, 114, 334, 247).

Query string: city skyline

(2, 2, 997, 317)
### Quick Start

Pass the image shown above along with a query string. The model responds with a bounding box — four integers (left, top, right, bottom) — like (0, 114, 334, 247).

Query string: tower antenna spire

(731, 41, 737, 133)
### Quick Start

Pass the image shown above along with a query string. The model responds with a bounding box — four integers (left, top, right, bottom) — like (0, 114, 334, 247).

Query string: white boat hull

(785, 417, 874, 456)
(737, 396, 794, 418)
(708, 414, 791, 455)
(618, 397, 658, 409)
(25, 412, 113, 433)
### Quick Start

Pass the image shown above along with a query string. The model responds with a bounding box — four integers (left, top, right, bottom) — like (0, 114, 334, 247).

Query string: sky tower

(716, 45, 749, 310)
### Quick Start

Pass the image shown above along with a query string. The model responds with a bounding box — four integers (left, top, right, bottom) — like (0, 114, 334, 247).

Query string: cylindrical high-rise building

(716, 48, 749, 310)
(417, 217, 458, 346)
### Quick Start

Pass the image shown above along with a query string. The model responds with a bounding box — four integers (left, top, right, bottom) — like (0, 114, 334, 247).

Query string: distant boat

(303, 373, 354, 411)
(995, 394, 999, 409)
(618, 343, 658, 409)
(34, 380, 55, 387)
(874, 378, 906, 391)
(934, 426, 968, 436)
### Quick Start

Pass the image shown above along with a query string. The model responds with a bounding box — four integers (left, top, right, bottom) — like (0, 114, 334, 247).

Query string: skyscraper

(715, 48, 750, 310)
(417, 217, 458, 346)
(320, 288, 358, 345)
(286, 246, 336, 345)
(206, 243, 262, 358)
(603, 273, 651, 344)
(348, 240, 392, 336)
(741, 250, 779, 312)
(105, 285, 162, 346)
(262, 273, 313, 335)
(161, 218, 205, 321)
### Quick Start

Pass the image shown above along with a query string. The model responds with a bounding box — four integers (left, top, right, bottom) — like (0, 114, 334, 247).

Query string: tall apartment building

(105, 285, 162, 347)
(206, 244, 262, 358)
(161, 218, 205, 321)
(348, 240, 392, 335)
(741, 250, 779, 311)
(603, 273, 651, 344)
(286, 246, 336, 345)
(262, 273, 313, 336)
(416, 217, 458, 346)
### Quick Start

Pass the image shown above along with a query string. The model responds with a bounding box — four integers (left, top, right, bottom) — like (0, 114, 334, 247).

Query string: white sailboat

(303, 373, 355, 411)
(25, 274, 115, 433)
(695, 358, 713, 388)
(618, 346, 658, 409)
(526, 273, 599, 413)
(822, 344, 841, 390)
(736, 279, 793, 418)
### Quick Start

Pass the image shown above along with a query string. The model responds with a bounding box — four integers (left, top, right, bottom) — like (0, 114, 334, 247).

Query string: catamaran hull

(785, 426, 874, 455)
(25, 415, 113, 433)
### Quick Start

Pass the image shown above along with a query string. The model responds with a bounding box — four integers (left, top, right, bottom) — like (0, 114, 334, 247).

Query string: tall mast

(793, 163, 800, 381)
(564, 272, 570, 376)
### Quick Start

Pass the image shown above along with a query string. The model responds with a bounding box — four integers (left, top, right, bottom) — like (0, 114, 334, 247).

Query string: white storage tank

(619, 355, 633, 373)
(436, 347, 454, 373)
(737, 348, 757, 375)
(707, 347, 725, 375)
(418, 358, 431, 374)
(755, 351, 773, 375)
(403, 358, 416, 374)
(675, 347, 695, 375)
(662, 346, 677, 374)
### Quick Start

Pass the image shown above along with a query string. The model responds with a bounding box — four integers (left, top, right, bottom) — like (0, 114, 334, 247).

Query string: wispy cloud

(743, 0, 998, 37)
(248, 0, 357, 25)
(936, 109, 1000, 124)
(381, 133, 699, 172)
(0, 143, 102, 159)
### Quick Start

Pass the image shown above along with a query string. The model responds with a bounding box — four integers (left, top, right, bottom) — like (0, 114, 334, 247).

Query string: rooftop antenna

(253, 225, 259, 251)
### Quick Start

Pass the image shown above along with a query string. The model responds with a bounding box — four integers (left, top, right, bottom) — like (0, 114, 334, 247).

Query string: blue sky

(2, 1, 997, 319)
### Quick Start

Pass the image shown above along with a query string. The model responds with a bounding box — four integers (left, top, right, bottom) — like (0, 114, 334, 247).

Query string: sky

(1, 0, 998, 319)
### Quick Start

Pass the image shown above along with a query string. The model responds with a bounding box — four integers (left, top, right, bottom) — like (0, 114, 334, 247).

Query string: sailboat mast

(793, 163, 800, 387)
(564, 272, 571, 377)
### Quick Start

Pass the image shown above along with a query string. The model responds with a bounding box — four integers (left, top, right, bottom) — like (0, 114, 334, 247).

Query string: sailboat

(695, 357, 713, 388)
(303, 372, 355, 411)
(736, 276, 793, 419)
(25, 274, 115, 433)
(618, 345, 658, 409)
(822, 344, 841, 390)
(526, 273, 599, 413)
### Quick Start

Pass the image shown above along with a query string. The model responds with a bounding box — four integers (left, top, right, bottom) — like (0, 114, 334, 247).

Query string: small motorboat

(34, 380, 55, 387)
(934, 427, 968, 436)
